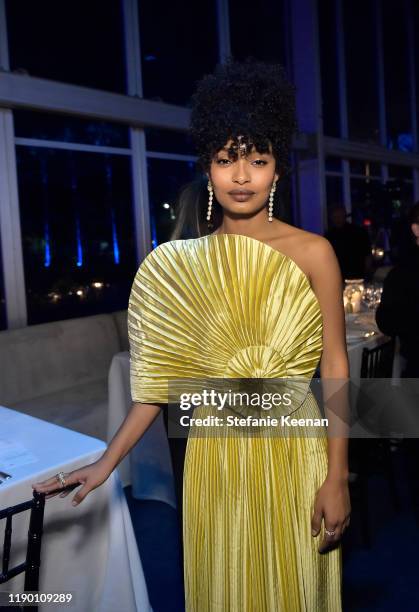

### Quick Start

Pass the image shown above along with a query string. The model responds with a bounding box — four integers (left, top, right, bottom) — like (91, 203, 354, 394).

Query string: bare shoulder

(301, 233, 340, 288)
(302, 233, 337, 270)
(298, 232, 343, 299)
(270, 223, 335, 283)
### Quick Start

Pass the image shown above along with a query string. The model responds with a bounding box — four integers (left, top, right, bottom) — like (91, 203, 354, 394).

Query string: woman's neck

(213, 215, 285, 240)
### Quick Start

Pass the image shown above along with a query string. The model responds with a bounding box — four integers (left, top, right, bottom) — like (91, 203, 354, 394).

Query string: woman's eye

(215, 158, 268, 166)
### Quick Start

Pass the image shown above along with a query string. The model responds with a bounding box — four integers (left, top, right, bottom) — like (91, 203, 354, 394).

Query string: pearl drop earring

(268, 181, 277, 222)
(207, 180, 213, 223)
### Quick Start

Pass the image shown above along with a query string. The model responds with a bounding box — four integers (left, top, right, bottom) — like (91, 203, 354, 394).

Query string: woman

(33, 59, 350, 611)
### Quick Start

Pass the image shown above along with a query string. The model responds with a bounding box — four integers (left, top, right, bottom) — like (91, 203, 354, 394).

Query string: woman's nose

(231, 159, 251, 184)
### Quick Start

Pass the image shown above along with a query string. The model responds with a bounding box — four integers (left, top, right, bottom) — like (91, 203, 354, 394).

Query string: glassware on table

(343, 279, 364, 314)
(361, 282, 383, 310)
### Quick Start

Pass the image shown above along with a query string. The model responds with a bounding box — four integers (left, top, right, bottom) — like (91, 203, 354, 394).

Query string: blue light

(397, 133, 413, 153)
(76, 216, 83, 267)
(388, 133, 413, 153)
(111, 209, 120, 264)
(151, 215, 158, 249)
(44, 222, 51, 267)
(40, 157, 51, 267)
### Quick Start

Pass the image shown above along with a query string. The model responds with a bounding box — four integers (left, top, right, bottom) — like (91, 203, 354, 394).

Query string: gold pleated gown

(128, 233, 343, 612)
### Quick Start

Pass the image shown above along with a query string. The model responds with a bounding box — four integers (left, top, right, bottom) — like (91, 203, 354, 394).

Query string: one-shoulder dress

(128, 233, 342, 612)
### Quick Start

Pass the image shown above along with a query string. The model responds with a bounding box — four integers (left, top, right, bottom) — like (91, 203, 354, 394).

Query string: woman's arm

(306, 236, 351, 551)
(310, 237, 350, 479)
(32, 402, 162, 505)
(100, 402, 163, 472)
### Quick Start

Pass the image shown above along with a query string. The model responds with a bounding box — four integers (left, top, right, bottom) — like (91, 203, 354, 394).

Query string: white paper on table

(0, 439, 38, 470)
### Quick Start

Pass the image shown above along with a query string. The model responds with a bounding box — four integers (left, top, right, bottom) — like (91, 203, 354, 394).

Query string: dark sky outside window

(325, 158, 343, 172)
(325, 175, 343, 220)
(14, 111, 130, 148)
(229, 0, 286, 66)
(318, 0, 341, 137)
(350, 160, 382, 177)
(343, 0, 380, 143)
(138, 0, 218, 106)
(382, 1, 411, 149)
(16, 147, 137, 325)
(6, 0, 126, 93)
(146, 158, 200, 247)
(145, 129, 196, 156)
(350, 178, 385, 226)
(413, 1, 419, 152)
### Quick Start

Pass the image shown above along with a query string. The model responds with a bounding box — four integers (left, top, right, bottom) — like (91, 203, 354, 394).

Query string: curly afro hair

(189, 58, 297, 176)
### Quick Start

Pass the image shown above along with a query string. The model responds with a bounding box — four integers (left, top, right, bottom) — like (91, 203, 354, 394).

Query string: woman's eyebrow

(216, 146, 271, 156)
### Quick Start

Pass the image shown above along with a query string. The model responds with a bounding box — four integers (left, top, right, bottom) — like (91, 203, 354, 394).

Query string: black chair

(0, 491, 46, 612)
(349, 337, 398, 548)
(360, 336, 395, 378)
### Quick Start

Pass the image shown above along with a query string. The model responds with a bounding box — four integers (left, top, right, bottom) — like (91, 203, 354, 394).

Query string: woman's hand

(31, 458, 112, 507)
(311, 476, 351, 553)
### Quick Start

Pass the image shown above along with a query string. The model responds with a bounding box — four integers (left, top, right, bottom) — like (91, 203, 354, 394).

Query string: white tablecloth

(107, 352, 176, 509)
(0, 406, 152, 612)
(345, 309, 402, 379)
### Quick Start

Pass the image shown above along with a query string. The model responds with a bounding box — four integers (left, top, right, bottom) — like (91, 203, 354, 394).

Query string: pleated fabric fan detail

(128, 233, 323, 412)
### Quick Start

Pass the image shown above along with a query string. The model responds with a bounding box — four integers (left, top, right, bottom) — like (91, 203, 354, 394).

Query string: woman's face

(208, 138, 279, 218)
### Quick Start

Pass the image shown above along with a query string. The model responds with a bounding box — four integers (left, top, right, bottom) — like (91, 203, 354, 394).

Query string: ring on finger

(56, 471, 67, 488)
(325, 528, 336, 536)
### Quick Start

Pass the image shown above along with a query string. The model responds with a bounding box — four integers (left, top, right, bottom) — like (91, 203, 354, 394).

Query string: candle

(352, 289, 362, 313)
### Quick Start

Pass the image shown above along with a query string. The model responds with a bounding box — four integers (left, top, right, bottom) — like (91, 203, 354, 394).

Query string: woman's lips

(228, 191, 255, 202)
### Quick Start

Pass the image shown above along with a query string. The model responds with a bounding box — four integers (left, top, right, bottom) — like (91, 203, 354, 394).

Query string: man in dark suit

(375, 202, 419, 524)
(325, 205, 373, 280)
(375, 203, 419, 377)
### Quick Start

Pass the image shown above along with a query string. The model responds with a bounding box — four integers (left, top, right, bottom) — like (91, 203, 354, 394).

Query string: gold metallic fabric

(128, 233, 342, 611)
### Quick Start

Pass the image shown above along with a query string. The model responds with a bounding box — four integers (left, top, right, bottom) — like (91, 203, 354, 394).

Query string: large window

(15, 146, 137, 325)
(325, 175, 343, 208)
(138, 0, 218, 105)
(318, 0, 341, 137)
(14, 111, 130, 148)
(5, 0, 126, 94)
(145, 129, 196, 156)
(382, 1, 412, 150)
(343, 0, 380, 143)
(146, 157, 199, 247)
(229, 0, 286, 66)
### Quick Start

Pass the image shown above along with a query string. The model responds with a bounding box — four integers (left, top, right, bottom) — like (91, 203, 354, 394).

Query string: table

(0, 406, 152, 612)
(345, 309, 402, 379)
(107, 352, 176, 509)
